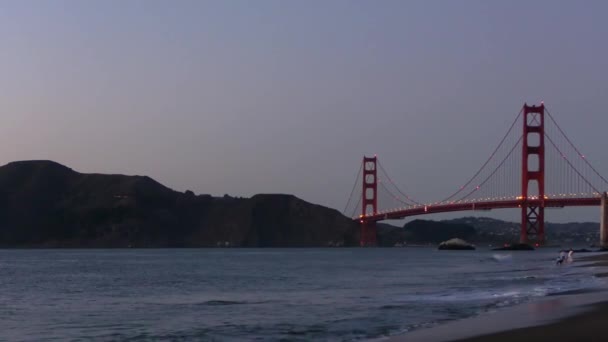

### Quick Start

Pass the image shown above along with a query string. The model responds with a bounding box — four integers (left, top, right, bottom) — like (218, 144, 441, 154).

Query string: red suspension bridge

(343, 103, 608, 247)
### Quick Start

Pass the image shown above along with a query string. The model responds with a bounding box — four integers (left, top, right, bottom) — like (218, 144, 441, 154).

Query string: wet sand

(391, 252, 608, 342)
(452, 300, 608, 342)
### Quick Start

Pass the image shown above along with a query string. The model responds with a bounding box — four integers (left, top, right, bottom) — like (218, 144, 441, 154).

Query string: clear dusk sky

(1, 1, 607, 222)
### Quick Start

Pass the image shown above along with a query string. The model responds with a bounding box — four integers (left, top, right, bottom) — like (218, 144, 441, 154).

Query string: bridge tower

(601, 192, 608, 248)
(360, 156, 378, 246)
(521, 103, 546, 244)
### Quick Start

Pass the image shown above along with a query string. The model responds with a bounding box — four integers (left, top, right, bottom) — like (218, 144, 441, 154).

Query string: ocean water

(0, 248, 603, 341)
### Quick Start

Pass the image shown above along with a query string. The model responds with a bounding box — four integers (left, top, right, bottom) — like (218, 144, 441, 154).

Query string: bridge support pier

(601, 192, 608, 248)
(521, 204, 544, 245)
(360, 221, 377, 247)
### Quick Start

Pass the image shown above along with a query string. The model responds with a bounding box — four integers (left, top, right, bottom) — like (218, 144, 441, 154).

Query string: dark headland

(0, 160, 359, 247)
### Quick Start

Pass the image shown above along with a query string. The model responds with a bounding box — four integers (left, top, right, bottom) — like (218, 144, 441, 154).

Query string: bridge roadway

(360, 197, 602, 222)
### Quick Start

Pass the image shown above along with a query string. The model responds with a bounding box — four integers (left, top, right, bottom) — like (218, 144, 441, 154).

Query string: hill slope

(375, 217, 600, 246)
(377, 220, 476, 246)
(0, 161, 358, 247)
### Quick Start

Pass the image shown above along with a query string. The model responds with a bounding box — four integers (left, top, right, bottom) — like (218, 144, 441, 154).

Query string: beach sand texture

(392, 252, 608, 342)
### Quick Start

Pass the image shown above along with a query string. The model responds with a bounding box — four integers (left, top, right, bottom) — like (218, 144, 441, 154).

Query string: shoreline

(390, 252, 608, 342)
(452, 299, 608, 342)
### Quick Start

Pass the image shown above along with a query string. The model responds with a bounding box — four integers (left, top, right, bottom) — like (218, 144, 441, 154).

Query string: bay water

(0, 248, 602, 341)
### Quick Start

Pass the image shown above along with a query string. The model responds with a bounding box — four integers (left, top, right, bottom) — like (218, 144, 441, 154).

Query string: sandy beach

(391, 252, 608, 342)
(453, 300, 608, 342)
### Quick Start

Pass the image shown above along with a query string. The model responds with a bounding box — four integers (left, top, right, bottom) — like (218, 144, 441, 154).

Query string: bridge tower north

(521, 103, 546, 244)
(360, 156, 378, 246)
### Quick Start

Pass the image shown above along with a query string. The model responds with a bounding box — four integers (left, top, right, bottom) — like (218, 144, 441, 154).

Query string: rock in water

(438, 238, 475, 250)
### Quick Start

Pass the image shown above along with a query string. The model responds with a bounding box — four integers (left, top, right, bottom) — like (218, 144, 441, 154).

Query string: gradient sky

(1, 1, 607, 223)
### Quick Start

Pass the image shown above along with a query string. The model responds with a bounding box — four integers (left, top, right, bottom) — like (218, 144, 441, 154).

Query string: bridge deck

(359, 197, 601, 222)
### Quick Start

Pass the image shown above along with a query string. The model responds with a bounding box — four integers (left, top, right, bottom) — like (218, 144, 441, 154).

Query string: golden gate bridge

(343, 103, 608, 246)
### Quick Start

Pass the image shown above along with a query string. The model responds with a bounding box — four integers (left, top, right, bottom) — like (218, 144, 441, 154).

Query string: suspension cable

(456, 135, 523, 202)
(350, 195, 362, 218)
(376, 160, 422, 205)
(343, 161, 363, 214)
(440, 107, 524, 203)
(378, 181, 416, 207)
(545, 107, 608, 186)
(544, 132, 600, 194)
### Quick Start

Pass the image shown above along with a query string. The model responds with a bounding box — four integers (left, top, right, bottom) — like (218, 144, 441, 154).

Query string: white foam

(491, 254, 512, 262)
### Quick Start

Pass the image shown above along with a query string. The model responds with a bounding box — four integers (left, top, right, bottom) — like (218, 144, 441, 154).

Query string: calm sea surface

(0, 248, 603, 341)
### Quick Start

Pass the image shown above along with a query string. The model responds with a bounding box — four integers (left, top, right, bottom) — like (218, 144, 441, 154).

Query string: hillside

(377, 220, 476, 246)
(375, 217, 600, 246)
(0, 161, 358, 247)
(445, 217, 599, 244)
